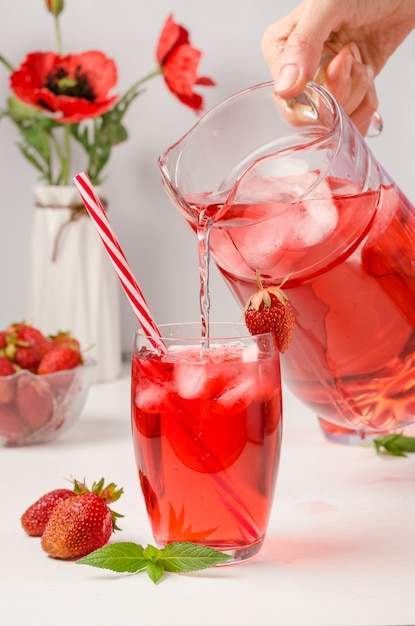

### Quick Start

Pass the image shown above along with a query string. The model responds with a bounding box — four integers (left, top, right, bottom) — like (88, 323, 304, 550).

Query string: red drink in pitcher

(131, 323, 282, 561)
(159, 81, 415, 441)
(185, 176, 415, 437)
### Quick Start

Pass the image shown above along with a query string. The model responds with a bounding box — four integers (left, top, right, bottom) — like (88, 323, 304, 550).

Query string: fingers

(262, 21, 324, 96)
(322, 45, 379, 136)
(349, 87, 379, 137)
(261, 3, 380, 137)
(261, 2, 343, 97)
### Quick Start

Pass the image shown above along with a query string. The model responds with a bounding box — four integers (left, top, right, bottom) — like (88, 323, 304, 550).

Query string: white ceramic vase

(26, 185, 122, 382)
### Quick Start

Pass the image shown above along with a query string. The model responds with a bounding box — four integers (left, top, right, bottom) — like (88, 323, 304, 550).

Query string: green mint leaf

(374, 433, 415, 457)
(77, 541, 232, 583)
(77, 542, 147, 573)
(143, 544, 162, 561)
(146, 560, 165, 584)
(159, 541, 232, 572)
(384, 444, 407, 457)
(397, 434, 415, 452)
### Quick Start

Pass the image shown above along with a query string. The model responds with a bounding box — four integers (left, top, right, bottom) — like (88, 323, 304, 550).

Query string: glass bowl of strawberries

(0, 323, 96, 446)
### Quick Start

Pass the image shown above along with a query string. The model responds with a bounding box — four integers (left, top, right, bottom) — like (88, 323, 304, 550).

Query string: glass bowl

(0, 358, 96, 446)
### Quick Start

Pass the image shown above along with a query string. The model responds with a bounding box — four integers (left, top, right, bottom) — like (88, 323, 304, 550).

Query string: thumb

(273, 44, 322, 96)
(264, 5, 341, 97)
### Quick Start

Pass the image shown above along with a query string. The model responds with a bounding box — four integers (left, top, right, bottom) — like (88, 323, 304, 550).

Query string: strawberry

(244, 269, 294, 353)
(41, 478, 123, 559)
(4, 322, 26, 339)
(17, 325, 52, 356)
(0, 356, 16, 375)
(0, 404, 25, 444)
(49, 332, 81, 354)
(21, 488, 75, 536)
(0, 356, 17, 404)
(13, 344, 42, 373)
(0, 331, 7, 350)
(16, 375, 54, 429)
(10, 324, 52, 373)
(38, 346, 82, 375)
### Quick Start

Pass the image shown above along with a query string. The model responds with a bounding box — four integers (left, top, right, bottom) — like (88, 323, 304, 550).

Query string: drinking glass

(131, 322, 282, 563)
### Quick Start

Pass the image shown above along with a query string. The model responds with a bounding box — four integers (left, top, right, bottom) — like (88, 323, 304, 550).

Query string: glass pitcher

(159, 81, 415, 443)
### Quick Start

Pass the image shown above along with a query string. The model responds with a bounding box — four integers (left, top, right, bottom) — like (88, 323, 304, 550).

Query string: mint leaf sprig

(374, 433, 415, 457)
(77, 541, 232, 584)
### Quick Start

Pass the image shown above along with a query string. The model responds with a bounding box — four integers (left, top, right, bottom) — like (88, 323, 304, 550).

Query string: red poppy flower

(10, 51, 118, 123)
(156, 15, 215, 112)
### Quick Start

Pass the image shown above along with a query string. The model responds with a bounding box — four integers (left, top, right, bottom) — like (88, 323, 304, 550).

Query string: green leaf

(159, 542, 232, 572)
(143, 544, 162, 561)
(374, 433, 415, 457)
(398, 435, 415, 452)
(77, 541, 232, 583)
(6, 97, 48, 123)
(69, 88, 143, 185)
(1, 97, 61, 183)
(146, 560, 165, 584)
(77, 542, 147, 573)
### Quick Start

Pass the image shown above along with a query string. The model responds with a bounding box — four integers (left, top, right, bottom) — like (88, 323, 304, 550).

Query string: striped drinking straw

(73, 172, 166, 352)
(74, 172, 260, 540)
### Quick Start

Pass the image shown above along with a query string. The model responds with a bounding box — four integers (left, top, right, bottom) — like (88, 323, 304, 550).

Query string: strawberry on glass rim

(244, 269, 295, 353)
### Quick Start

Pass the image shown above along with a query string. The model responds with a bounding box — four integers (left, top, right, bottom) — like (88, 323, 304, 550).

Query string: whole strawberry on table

(21, 478, 123, 559)
(0, 322, 93, 446)
(21, 478, 233, 581)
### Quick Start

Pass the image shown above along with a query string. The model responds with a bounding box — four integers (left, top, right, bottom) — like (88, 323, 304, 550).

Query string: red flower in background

(1, 5, 215, 184)
(10, 51, 118, 123)
(157, 15, 215, 112)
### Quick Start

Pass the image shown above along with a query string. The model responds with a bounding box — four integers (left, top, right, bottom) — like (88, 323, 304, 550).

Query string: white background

(0, 0, 414, 355)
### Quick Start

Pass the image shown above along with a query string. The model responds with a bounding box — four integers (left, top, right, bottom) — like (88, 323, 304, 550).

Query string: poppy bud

(45, 0, 64, 16)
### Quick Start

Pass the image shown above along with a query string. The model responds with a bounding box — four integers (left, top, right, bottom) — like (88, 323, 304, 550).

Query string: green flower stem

(117, 67, 162, 107)
(0, 54, 15, 73)
(54, 15, 63, 55)
(62, 123, 71, 185)
(41, 131, 53, 186)
(48, 125, 69, 185)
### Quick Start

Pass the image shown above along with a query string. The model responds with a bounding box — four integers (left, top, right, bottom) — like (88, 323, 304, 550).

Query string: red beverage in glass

(183, 176, 415, 438)
(131, 323, 282, 562)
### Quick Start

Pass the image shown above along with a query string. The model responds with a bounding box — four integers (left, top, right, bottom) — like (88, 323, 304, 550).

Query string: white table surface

(2, 363, 415, 626)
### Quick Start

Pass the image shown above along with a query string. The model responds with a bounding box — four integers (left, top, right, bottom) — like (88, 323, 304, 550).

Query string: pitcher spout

(159, 81, 352, 227)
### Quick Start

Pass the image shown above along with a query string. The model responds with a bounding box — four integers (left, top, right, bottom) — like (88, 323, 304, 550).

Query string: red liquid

(131, 343, 282, 552)
(184, 177, 415, 434)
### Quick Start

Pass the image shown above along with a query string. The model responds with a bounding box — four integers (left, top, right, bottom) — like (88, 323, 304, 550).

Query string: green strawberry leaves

(77, 541, 232, 584)
(373, 433, 415, 457)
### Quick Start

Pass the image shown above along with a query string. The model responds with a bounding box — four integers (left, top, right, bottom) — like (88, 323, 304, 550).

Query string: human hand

(262, 0, 415, 135)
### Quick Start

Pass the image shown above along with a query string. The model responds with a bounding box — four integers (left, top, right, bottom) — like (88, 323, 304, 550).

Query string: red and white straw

(74, 172, 166, 352)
